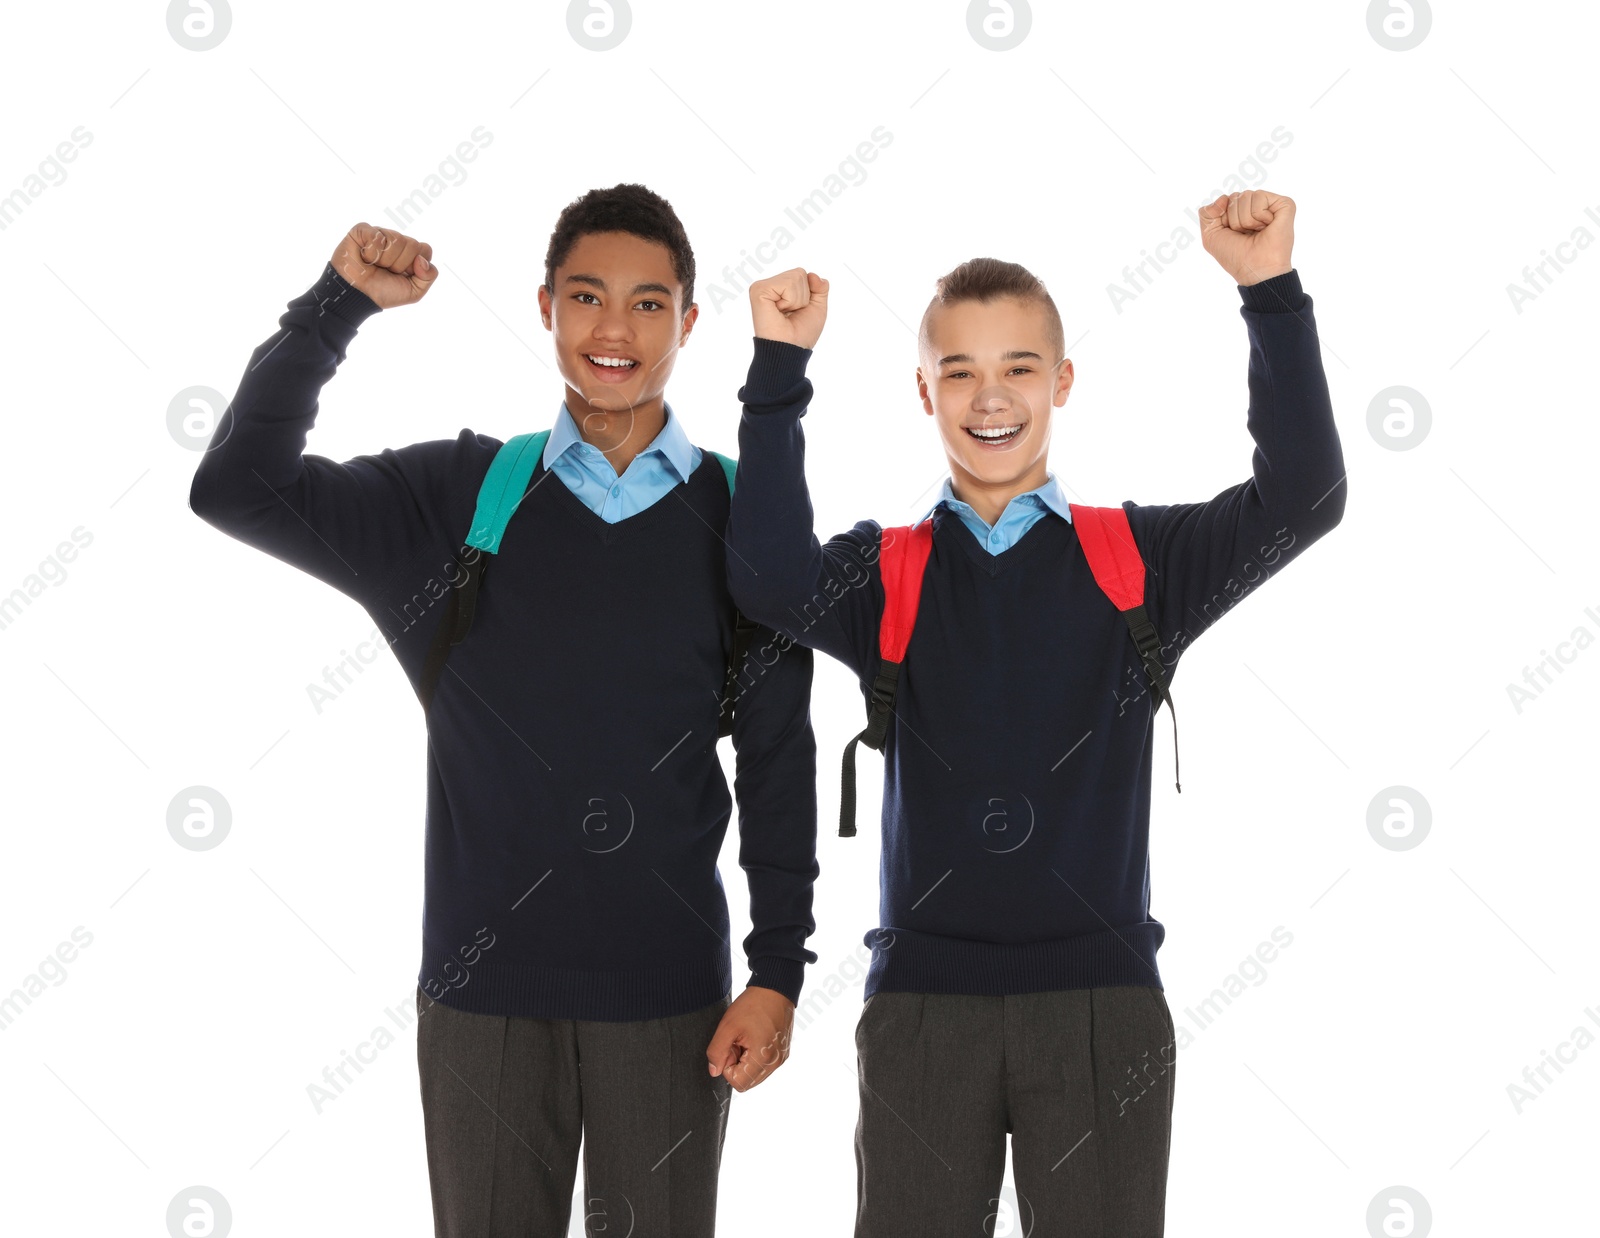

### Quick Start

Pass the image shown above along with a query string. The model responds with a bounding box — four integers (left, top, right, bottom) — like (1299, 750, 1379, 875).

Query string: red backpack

(837, 504, 1180, 837)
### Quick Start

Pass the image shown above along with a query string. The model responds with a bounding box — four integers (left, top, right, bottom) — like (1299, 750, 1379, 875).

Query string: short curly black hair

(543, 183, 696, 310)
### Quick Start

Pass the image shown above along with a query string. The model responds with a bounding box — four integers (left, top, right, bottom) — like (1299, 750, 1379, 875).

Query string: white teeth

(587, 355, 636, 368)
(968, 425, 1021, 439)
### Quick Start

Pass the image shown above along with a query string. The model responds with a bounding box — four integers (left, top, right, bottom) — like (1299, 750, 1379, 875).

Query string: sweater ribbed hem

(746, 956, 807, 1005)
(420, 944, 732, 1022)
(315, 262, 383, 328)
(862, 922, 1166, 998)
(1238, 267, 1304, 313)
(741, 336, 813, 407)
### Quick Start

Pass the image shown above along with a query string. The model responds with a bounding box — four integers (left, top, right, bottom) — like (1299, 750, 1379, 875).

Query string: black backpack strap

(839, 658, 902, 837)
(716, 609, 761, 738)
(1122, 602, 1180, 793)
(417, 548, 487, 714)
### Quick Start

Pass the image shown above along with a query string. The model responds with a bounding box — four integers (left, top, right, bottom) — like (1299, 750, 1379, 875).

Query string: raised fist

(1198, 191, 1295, 287)
(749, 267, 829, 350)
(330, 222, 438, 309)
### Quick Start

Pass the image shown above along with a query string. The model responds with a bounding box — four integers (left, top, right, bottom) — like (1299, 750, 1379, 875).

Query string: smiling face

(917, 294, 1074, 500)
(537, 229, 698, 430)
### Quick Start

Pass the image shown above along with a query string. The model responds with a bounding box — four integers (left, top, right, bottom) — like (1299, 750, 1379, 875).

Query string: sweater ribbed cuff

(314, 262, 383, 328)
(740, 336, 813, 408)
(1237, 267, 1304, 313)
(745, 955, 806, 1005)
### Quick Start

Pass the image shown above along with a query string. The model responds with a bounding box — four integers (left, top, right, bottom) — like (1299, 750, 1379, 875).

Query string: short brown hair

(918, 257, 1065, 363)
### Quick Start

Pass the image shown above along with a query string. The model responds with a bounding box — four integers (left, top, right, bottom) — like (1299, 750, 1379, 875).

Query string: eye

(1008, 366, 1033, 376)
(573, 292, 600, 305)
(636, 299, 664, 311)
(946, 370, 972, 380)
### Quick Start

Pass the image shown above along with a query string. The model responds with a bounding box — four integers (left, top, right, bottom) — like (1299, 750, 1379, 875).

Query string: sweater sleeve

(1124, 269, 1348, 666)
(187, 263, 480, 612)
(726, 337, 886, 680)
(729, 620, 820, 1004)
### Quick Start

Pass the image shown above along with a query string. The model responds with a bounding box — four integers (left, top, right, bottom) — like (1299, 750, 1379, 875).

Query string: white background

(2, 1, 1596, 1235)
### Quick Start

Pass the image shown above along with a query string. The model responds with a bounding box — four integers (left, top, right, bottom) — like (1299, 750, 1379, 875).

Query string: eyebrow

(938, 349, 1044, 366)
(563, 274, 675, 297)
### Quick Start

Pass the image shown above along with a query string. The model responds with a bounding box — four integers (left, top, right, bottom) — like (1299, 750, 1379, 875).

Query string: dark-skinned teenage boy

(189, 184, 818, 1236)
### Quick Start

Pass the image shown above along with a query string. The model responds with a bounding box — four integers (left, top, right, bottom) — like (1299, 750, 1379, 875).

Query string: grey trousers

(853, 986, 1176, 1238)
(415, 986, 732, 1237)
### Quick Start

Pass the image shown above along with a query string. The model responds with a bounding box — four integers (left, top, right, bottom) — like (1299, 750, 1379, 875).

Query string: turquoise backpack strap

(707, 450, 755, 740)
(467, 429, 552, 552)
(419, 430, 551, 713)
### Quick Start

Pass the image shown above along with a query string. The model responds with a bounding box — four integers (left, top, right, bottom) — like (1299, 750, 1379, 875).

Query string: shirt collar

(543, 401, 698, 485)
(917, 472, 1074, 528)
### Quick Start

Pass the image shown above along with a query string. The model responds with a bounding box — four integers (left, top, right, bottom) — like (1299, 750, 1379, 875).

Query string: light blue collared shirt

(541, 401, 703, 522)
(919, 472, 1074, 555)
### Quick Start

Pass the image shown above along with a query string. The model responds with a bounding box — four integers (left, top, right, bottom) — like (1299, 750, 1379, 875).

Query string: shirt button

(611, 484, 621, 495)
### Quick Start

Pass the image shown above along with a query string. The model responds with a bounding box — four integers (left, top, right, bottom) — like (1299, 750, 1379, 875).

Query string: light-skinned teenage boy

(724, 190, 1346, 1236)
(189, 184, 819, 1236)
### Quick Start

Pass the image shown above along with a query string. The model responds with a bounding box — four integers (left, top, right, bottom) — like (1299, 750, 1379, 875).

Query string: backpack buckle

(860, 659, 901, 751)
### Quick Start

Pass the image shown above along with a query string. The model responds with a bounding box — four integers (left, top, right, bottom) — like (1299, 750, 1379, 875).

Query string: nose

(592, 306, 632, 342)
(971, 385, 1014, 418)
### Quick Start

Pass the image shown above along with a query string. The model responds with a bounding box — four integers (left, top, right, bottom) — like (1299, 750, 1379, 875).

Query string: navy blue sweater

(190, 263, 819, 1020)
(727, 269, 1345, 999)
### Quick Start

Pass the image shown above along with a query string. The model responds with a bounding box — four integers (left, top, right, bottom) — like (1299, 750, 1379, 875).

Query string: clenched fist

(331, 222, 438, 309)
(749, 267, 829, 351)
(1199, 191, 1295, 287)
(705, 986, 795, 1092)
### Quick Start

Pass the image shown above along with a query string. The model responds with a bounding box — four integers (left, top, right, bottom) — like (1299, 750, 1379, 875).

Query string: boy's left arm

(1126, 191, 1348, 660)
(705, 623, 820, 1092)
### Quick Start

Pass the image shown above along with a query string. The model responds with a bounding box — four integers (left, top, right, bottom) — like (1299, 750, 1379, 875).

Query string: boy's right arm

(189, 226, 479, 611)
(726, 270, 884, 676)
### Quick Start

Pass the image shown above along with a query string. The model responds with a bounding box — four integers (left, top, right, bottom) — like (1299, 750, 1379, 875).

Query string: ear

(679, 301, 700, 346)
(1052, 358, 1075, 408)
(537, 284, 553, 332)
(916, 368, 934, 416)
